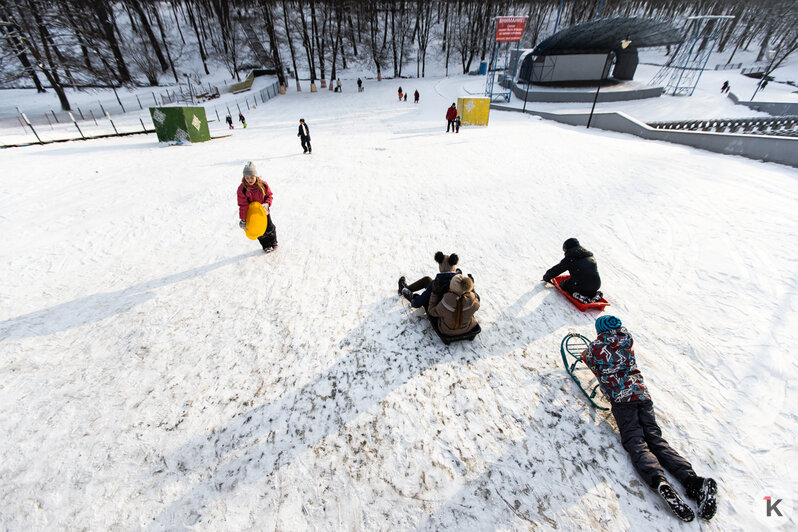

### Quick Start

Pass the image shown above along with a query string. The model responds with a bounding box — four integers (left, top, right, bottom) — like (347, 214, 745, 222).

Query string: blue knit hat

(595, 315, 622, 334)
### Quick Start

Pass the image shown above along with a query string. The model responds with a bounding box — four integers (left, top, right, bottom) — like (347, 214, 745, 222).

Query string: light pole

(587, 38, 631, 129)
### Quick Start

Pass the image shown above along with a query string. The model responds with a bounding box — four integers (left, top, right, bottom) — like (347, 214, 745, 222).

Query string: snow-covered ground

(1, 68, 797, 530)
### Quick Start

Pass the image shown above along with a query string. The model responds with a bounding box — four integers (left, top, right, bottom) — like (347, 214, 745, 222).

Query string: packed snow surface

(1, 74, 797, 531)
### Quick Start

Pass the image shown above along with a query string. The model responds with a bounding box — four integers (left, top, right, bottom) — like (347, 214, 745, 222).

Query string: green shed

(149, 106, 211, 143)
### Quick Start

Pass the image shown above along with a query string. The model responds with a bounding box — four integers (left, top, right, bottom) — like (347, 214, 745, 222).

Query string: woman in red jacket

(445, 103, 457, 132)
(237, 161, 278, 252)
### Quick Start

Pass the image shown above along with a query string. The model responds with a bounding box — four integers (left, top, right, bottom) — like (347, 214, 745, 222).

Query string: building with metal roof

(519, 17, 683, 84)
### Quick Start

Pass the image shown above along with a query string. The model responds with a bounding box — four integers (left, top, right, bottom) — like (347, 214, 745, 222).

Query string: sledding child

(427, 274, 480, 336)
(397, 252, 462, 311)
(543, 238, 601, 301)
(582, 315, 718, 522)
(237, 161, 278, 252)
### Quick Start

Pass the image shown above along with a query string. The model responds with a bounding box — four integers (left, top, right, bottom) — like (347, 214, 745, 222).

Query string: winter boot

(687, 477, 718, 521)
(398, 276, 407, 295)
(401, 288, 414, 302)
(657, 481, 695, 522)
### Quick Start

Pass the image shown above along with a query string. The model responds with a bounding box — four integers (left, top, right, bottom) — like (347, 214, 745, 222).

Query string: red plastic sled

(551, 275, 610, 312)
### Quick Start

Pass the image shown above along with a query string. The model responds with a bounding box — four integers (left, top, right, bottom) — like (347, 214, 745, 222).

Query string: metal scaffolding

(651, 15, 734, 96)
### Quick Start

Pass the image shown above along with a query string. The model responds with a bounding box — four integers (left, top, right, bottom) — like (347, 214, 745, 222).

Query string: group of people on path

(396, 240, 717, 523)
(720, 80, 731, 94)
(225, 112, 248, 129)
(397, 86, 421, 103)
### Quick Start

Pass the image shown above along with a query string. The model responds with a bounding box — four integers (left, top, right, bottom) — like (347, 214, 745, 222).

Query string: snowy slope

(1, 75, 797, 531)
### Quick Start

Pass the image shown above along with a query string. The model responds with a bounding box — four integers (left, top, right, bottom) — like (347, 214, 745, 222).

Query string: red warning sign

(495, 16, 527, 42)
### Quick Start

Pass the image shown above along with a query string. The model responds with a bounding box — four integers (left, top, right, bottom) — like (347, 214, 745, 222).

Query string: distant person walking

(445, 103, 457, 132)
(238, 112, 247, 128)
(335, 78, 342, 92)
(720, 81, 729, 94)
(398, 86, 403, 101)
(297, 118, 311, 154)
(225, 115, 234, 129)
(414, 89, 419, 103)
(357, 78, 363, 92)
(455, 114, 461, 133)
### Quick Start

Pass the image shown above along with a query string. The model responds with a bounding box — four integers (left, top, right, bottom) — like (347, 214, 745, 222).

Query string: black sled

(429, 315, 481, 345)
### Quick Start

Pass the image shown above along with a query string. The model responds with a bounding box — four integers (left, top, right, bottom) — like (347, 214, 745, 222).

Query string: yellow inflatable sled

(245, 202, 268, 239)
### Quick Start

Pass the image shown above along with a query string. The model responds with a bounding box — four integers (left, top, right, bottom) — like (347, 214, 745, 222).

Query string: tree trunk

(150, 3, 179, 83)
(171, 2, 186, 44)
(261, 0, 286, 87)
(129, 0, 169, 72)
(0, 6, 45, 91)
(186, 2, 210, 75)
(93, 0, 132, 83)
(298, 0, 317, 82)
(282, 0, 302, 90)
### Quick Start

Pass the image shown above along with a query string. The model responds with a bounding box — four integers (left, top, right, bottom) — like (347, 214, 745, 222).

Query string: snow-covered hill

(1, 74, 796, 530)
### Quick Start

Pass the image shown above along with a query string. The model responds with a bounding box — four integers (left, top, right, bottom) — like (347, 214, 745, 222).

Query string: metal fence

(647, 116, 798, 137)
(1, 78, 280, 129)
(714, 62, 742, 70)
(1, 79, 281, 146)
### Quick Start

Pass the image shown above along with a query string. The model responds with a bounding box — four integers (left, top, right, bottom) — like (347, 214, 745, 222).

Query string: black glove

(239, 220, 247, 230)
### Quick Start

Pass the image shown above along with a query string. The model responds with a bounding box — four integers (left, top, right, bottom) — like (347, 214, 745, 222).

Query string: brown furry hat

(434, 251, 459, 273)
(448, 274, 474, 295)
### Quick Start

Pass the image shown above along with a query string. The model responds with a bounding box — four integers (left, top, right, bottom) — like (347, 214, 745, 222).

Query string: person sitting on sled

(427, 273, 479, 336)
(543, 237, 601, 300)
(581, 315, 718, 523)
(397, 252, 462, 311)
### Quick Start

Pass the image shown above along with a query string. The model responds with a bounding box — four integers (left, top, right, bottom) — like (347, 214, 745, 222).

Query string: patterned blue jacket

(585, 327, 650, 403)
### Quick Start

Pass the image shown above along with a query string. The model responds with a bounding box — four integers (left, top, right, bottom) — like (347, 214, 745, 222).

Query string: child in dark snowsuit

(582, 315, 718, 523)
(398, 252, 462, 311)
(238, 112, 247, 128)
(225, 115, 234, 129)
(543, 237, 601, 299)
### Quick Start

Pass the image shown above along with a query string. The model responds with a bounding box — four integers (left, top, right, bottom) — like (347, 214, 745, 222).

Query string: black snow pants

(611, 400, 696, 489)
(256, 213, 278, 249)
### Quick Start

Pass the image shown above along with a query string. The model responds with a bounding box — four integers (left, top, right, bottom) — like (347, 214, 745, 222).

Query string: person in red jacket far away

(446, 103, 457, 132)
(237, 161, 278, 252)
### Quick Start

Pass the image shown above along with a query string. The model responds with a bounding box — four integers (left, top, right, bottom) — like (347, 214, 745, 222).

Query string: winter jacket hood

(564, 245, 593, 259)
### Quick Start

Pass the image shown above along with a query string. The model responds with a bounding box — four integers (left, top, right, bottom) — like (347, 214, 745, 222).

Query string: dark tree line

(1, 0, 795, 110)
